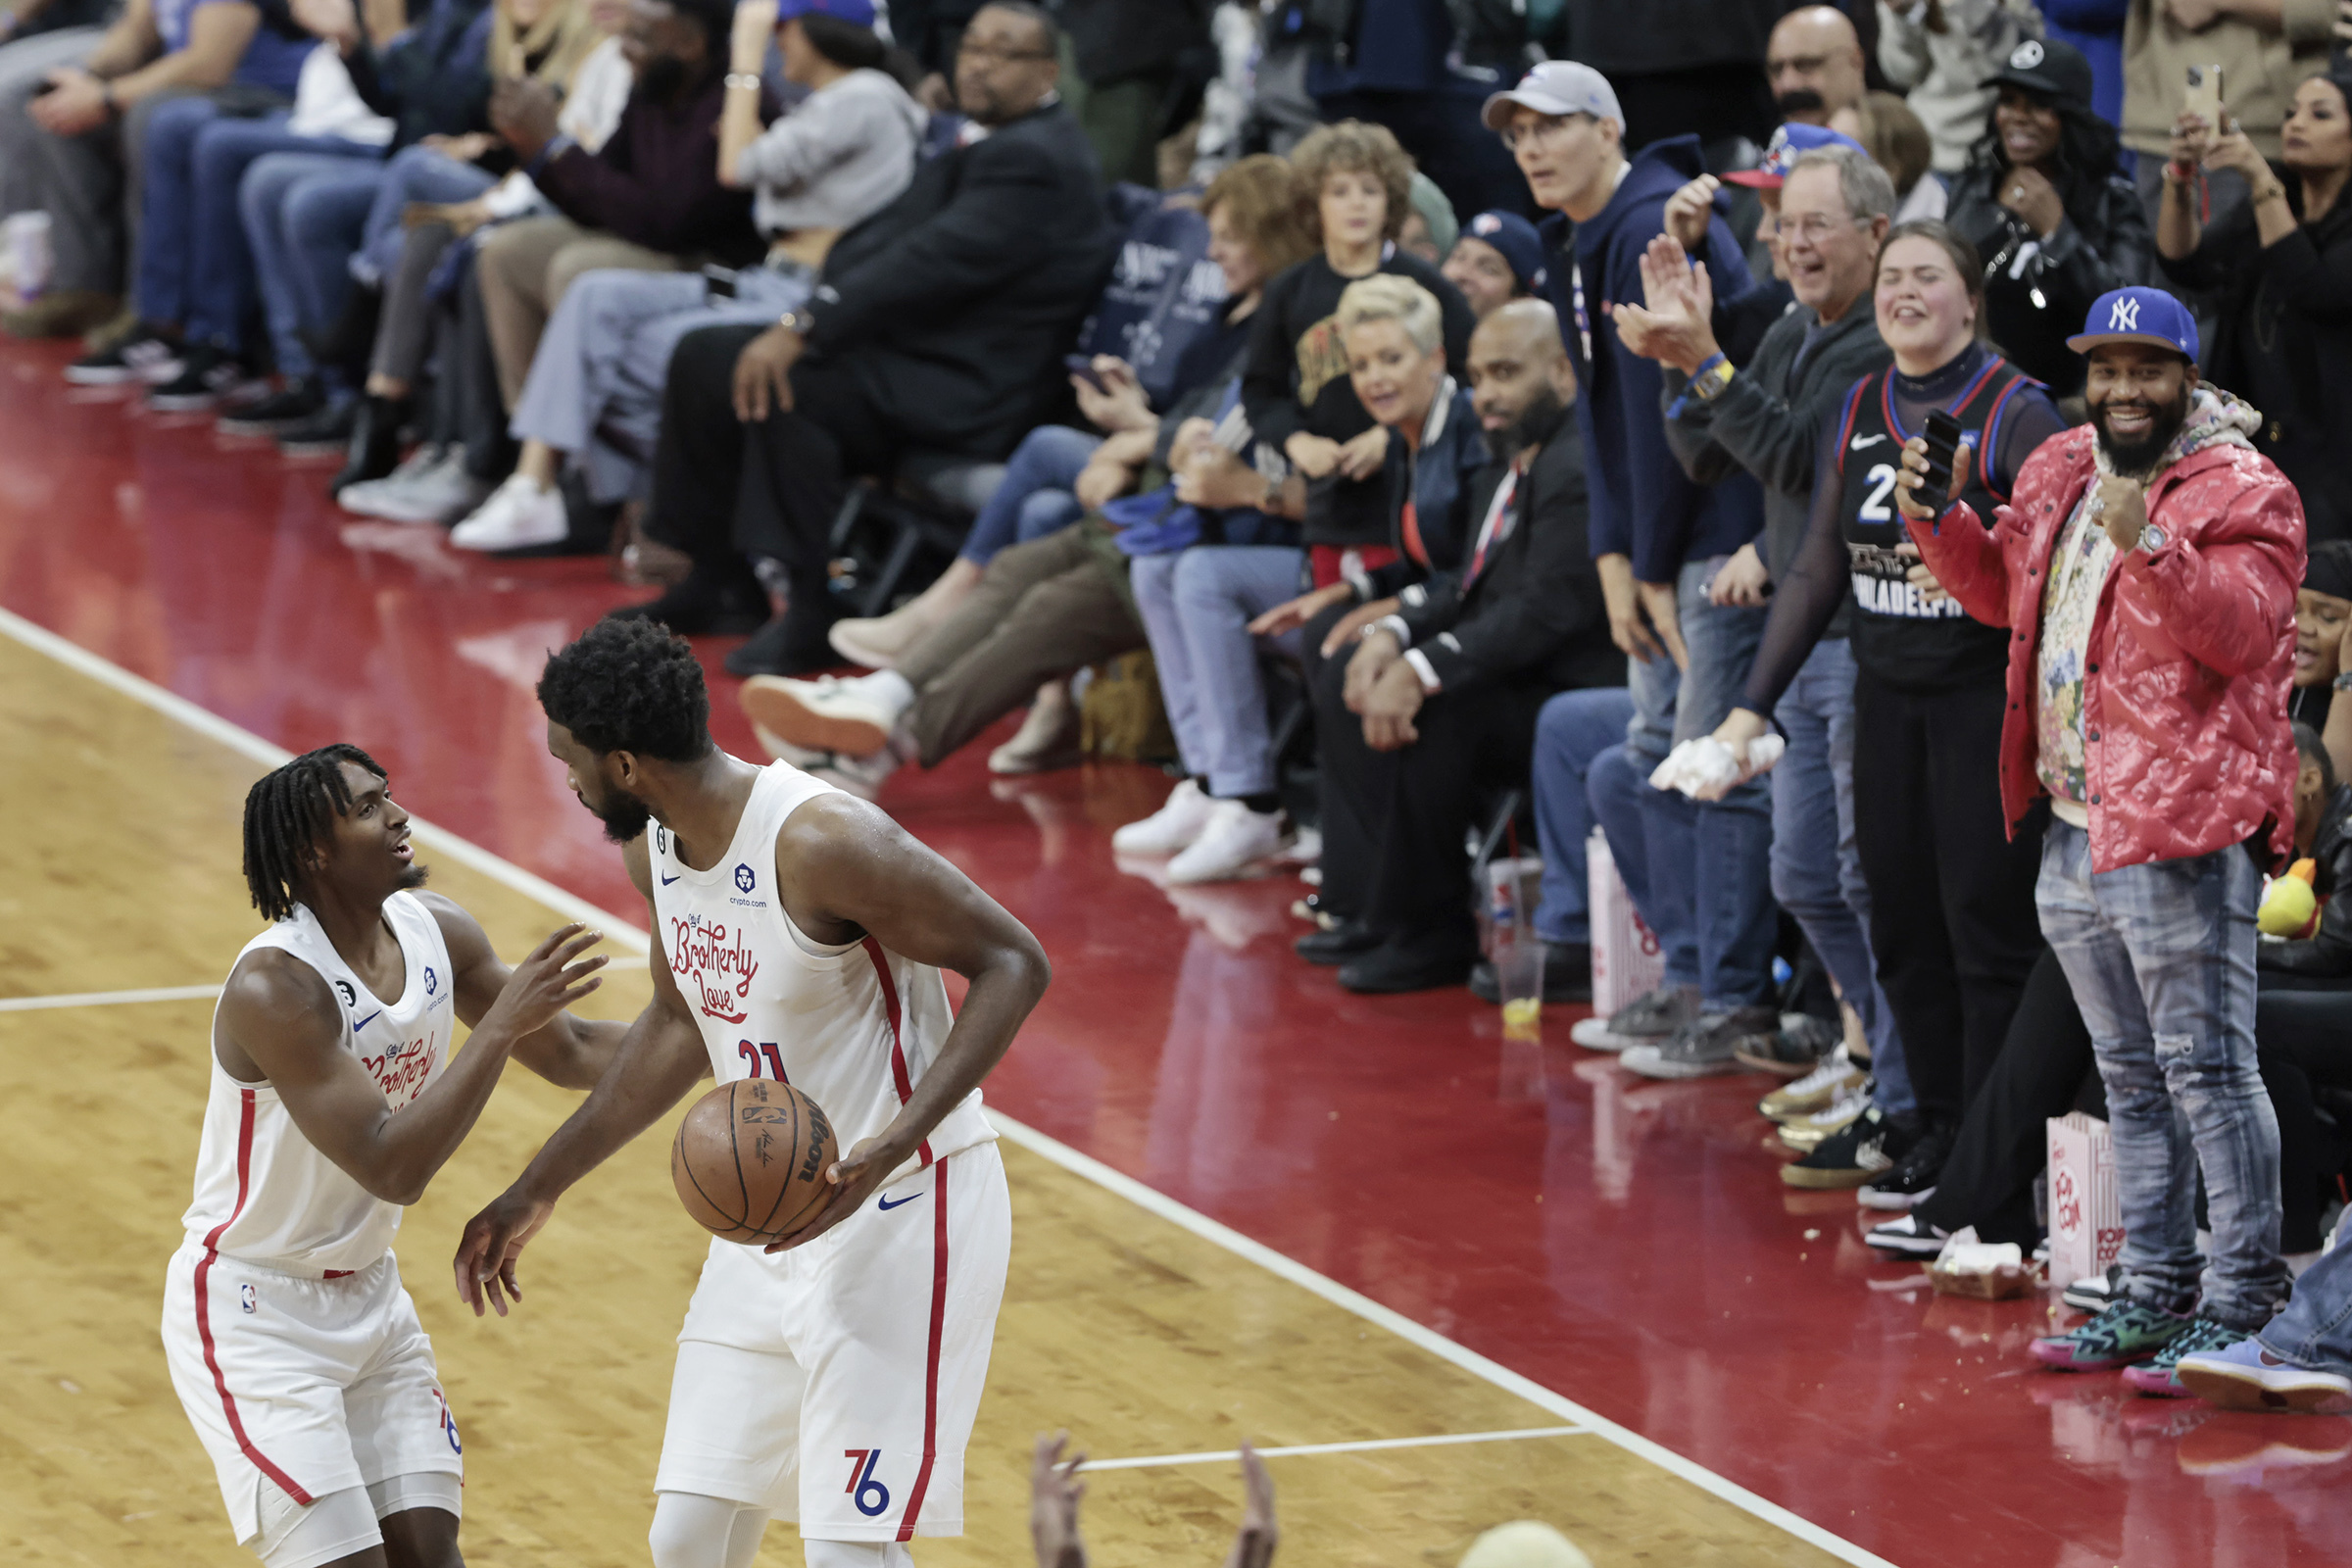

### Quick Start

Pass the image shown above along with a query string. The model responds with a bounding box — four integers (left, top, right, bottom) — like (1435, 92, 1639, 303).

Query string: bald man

(1767, 6, 1867, 127)
(1308, 301, 1626, 996)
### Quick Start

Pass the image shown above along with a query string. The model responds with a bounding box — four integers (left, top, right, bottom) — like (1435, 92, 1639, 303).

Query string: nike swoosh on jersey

(351, 1010, 381, 1031)
(661, 872, 681, 885)
(876, 1192, 923, 1210)
(1849, 433, 1886, 450)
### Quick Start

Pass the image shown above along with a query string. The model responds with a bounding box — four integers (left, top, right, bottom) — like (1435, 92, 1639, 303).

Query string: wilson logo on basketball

(668, 914, 760, 1025)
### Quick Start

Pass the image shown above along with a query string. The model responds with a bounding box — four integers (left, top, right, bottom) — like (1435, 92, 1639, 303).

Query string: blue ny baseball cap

(777, 0, 877, 25)
(1725, 122, 1871, 188)
(2067, 286, 2199, 364)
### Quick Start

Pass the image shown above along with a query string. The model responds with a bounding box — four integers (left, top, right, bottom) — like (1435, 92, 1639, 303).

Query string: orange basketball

(670, 1079, 840, 1244)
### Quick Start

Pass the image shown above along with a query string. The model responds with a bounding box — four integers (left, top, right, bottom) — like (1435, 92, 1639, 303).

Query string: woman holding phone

(1706, 221, 2065, 1199)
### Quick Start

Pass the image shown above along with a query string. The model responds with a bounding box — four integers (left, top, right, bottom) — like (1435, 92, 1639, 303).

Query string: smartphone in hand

(2184, 64, 2226, 126)
(1064, 354, 1106, 392)
(1919, 409, 1964, 502)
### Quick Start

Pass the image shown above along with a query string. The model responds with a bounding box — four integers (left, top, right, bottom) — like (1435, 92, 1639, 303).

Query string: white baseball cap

(1481, 61, 1623, 134)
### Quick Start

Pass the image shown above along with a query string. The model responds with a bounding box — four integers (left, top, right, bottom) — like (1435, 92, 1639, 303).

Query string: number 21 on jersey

(738, 1040, 788, 1081)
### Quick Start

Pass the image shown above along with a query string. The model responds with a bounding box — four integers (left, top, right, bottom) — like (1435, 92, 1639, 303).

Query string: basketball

(670, 1079, 841, 1244)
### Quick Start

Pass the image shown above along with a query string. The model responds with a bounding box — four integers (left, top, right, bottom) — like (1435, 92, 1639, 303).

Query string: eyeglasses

(1498, 115, 1591, 152)
(1780, 212, 1870, 243)
(956, 38, 1054, 66)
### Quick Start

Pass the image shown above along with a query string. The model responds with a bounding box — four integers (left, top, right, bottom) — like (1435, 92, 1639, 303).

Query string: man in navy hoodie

(1485, 61, 1781, 1070)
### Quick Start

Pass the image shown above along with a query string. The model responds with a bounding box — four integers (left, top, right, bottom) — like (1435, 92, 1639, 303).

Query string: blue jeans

(1129, 546, 1305, 796)
(1529, 685, 1637, 948)
(240, 152, 385, 382)
(1608, 556, 1777, 1010)
(2035, 820, 2286, 1331)
(1771, 637, 1912, 1116)
(351, 144, 497, 287)
(959, 426, 1098, 566)
(2259, 1225, 2352, 1375)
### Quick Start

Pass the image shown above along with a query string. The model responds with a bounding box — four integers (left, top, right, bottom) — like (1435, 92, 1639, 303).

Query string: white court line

(0, 605, 1898, 1568)
(1082, 1426, 1589, 1472)
(0, 984, 222, 1013)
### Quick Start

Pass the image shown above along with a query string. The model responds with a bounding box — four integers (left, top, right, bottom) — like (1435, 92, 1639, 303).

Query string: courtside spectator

(1242, 120, 1475, 623)
(1879, 0, 2042, 176)
(1707, 221, 2064, 1186)
(1441, 209, 1545, 319)
(1308, 299, 1618, 993)
(1488, 60, 1776, 1073)
(1620, 146, 1908, 1096)
(2292, 541, 2352, 779)
(1899, 286, 2301, 1395)
(3, 0, 311, 338)
(628, 0, 1116, 673)
(2158, 73, 2352, 544)
(450, 0, 921, 555)
(1768, 5, 1870, 128)
(1943, 37, 2150, 397)
(2122, 0, 2333, 223)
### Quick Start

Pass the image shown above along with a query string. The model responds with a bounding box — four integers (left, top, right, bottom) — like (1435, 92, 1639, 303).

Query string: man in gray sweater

(1613, 145, 1912, 1161)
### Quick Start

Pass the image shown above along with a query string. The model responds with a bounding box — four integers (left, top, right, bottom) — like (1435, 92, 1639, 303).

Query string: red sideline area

(8, 340, 2348, 1567)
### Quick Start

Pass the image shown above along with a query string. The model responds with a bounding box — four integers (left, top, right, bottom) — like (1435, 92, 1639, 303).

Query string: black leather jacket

(1943, 158, 2152, 397)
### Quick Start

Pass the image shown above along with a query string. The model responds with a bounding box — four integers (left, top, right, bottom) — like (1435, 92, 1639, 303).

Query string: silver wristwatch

(777, 308, 817, 337)
(2134, 522, 2168, 555)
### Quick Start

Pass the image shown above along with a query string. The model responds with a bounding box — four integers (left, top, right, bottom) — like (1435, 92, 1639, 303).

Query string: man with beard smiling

(1308, 299, 1622, 993)
(1901, 285, 2307, 1395)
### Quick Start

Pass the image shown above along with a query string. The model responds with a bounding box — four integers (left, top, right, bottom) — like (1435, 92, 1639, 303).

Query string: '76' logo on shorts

(844, 1448, 891, 1517)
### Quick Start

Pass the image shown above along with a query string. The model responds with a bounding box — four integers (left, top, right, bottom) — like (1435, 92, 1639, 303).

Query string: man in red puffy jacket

(1898, 286, 2304, 1395)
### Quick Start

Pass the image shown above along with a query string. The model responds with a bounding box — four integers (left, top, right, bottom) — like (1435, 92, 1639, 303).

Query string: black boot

(328, 394, 405, 496)
(611, 563, 769, 636)
(723, 600, 846, 677)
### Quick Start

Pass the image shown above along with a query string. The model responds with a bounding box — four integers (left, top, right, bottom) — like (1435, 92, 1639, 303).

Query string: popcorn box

(1588, 830, 1665, 1017)
(2046, 1112, 2125, 1291)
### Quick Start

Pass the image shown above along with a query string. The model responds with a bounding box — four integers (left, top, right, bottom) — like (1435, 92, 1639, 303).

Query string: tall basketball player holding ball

(454, 619, 1050, 1568)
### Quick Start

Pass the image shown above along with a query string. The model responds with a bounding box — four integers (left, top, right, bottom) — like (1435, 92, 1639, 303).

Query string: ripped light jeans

(2034, 819, 2286, 1332)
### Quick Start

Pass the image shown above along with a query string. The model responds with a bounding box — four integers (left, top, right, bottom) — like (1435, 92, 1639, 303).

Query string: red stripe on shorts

(860, 937, 933, 1168)
(194, 1088, 316, 1506)
(895, 1157, 950, 1542)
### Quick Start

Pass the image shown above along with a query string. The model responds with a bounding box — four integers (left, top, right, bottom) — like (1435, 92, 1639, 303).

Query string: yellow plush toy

(2260, 858, 2322, 940)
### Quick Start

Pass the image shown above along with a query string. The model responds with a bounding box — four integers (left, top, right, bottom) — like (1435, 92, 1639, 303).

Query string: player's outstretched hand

(1030, 1430, 1088, 1568)
(476, 923, 608, 1043)
(762, 1135, 894, 1252)
(453, 1185, 555, 1317)
(1223, 1443, 1278, 1568)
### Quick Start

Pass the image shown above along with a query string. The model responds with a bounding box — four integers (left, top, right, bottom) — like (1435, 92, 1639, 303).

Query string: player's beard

(592, 787, 654, 845)
(2092, 382, 2191, 478)
(398, 861, 429, 893)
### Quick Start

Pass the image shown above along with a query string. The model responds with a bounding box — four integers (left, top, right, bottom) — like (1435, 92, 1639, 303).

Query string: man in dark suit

(627, 0, 1118, 672)
(1310, 300, 1623, 994)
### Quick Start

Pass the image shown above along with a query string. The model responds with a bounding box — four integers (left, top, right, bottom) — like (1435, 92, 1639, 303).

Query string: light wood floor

(0, 629, 1851, 1567)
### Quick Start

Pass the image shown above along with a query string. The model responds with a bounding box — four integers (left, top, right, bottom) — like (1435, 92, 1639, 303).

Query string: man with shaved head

(1767, 5, 1869, 127)
(1310, 299, 1625, 994)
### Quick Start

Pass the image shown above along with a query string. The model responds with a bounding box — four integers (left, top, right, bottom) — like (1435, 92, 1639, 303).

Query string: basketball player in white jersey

(165, 743, 621, 1568)
(452, 618, 1051, 1568)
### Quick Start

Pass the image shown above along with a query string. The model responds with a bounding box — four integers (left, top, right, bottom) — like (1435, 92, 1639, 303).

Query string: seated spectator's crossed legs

(240, 150, 387, 398)
(477, 215, 689, 413)
(350, 144, 499, 291)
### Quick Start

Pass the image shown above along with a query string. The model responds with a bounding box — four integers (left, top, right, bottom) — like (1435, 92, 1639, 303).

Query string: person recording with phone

(2157, 70, 2352, 543)
(1893, 284, 2303, 1395)
(1704, 221, 2064, 1198)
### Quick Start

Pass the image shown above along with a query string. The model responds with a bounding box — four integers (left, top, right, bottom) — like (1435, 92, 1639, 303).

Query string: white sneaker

(748, 719, 826, 768)
(1111, 778, 1218, 856)
(344, 447, 494, 524)
(738, 671, 912, 759)
(1165, 800, 1289, 884)
(448, 474, 568, 552)
(805, 745, 902, 802)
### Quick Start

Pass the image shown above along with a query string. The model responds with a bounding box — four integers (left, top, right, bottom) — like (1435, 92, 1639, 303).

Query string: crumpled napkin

(1647, 734, 1786, 801)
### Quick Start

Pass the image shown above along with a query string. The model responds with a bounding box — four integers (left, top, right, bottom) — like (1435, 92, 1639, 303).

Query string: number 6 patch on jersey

(844, 1448, 891, 1516)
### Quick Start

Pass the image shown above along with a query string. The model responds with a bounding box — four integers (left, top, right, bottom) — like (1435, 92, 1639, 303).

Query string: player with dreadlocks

(164, 743, 623, 1568)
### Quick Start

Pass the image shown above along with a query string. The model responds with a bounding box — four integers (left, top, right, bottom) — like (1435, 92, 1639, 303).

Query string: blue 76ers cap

(1724, 122, 1870, 188)
(2066, 286, 2199, 364)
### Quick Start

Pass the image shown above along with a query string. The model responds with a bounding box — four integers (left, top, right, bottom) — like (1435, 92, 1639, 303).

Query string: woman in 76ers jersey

(165, 745, 618, 1568)
(460, 619, 1051, 1568)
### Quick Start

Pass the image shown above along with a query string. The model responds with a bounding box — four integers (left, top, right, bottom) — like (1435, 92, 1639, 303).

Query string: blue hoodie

(1539, 134, 1764, 584)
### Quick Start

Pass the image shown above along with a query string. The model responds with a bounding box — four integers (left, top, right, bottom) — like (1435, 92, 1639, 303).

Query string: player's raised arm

(452, 830, 712, 1316)
(417, 890, 629, 1090)
(217, 924, 607, 1207)
(762, 793, 1052, 1250)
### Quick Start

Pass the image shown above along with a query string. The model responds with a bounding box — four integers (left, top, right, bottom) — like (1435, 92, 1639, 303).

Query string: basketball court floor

(4, 339, 2348, 1567)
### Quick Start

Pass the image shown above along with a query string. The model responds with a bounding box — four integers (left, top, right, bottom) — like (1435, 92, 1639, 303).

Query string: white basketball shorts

(655, 1141, 1010, 1543)
(161, 1246, 465, 1552)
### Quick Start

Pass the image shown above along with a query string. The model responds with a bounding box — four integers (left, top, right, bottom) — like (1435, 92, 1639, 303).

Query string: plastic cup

(1495, 935, 1545, 1041)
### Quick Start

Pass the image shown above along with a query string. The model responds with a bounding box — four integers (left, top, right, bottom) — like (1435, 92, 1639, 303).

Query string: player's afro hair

(537, 615, 714, 763)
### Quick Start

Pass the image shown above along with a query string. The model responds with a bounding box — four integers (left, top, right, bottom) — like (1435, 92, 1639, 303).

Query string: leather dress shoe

(1295, 919, 1378, 966)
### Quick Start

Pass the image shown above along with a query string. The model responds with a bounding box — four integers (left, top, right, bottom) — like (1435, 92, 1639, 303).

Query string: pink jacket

(1905, 422, 2305, 873)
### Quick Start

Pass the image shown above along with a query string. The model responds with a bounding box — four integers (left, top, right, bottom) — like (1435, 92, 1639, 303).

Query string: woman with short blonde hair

(1334, 273, 1446, 356)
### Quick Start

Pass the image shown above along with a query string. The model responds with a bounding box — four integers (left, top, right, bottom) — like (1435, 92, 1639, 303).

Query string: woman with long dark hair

(1941, 36, 2149, 396)
(2158, 73, 2352, 544)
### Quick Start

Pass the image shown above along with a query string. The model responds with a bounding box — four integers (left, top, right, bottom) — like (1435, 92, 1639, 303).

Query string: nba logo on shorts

(734, 863, 757, 894)
(239, 1284, 257, 1314)
(433, 1389, 462, 1454)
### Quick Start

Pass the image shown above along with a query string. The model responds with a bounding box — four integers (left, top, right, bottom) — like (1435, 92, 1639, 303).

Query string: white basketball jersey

(649, 760, 994, 1184)
(181, 893, 458, 1274)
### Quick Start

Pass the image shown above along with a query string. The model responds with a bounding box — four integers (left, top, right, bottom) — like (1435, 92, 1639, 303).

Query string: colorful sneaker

(2031, 1298, 2194, 1372)
(1568, 984, 1699, 1054)
(2123, 1316, 2245, 1396)
(1781, 1103, 1909, 1189)
(1758, 1047, 1866, 1122)
(2175, 1335, 2352, 1414)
